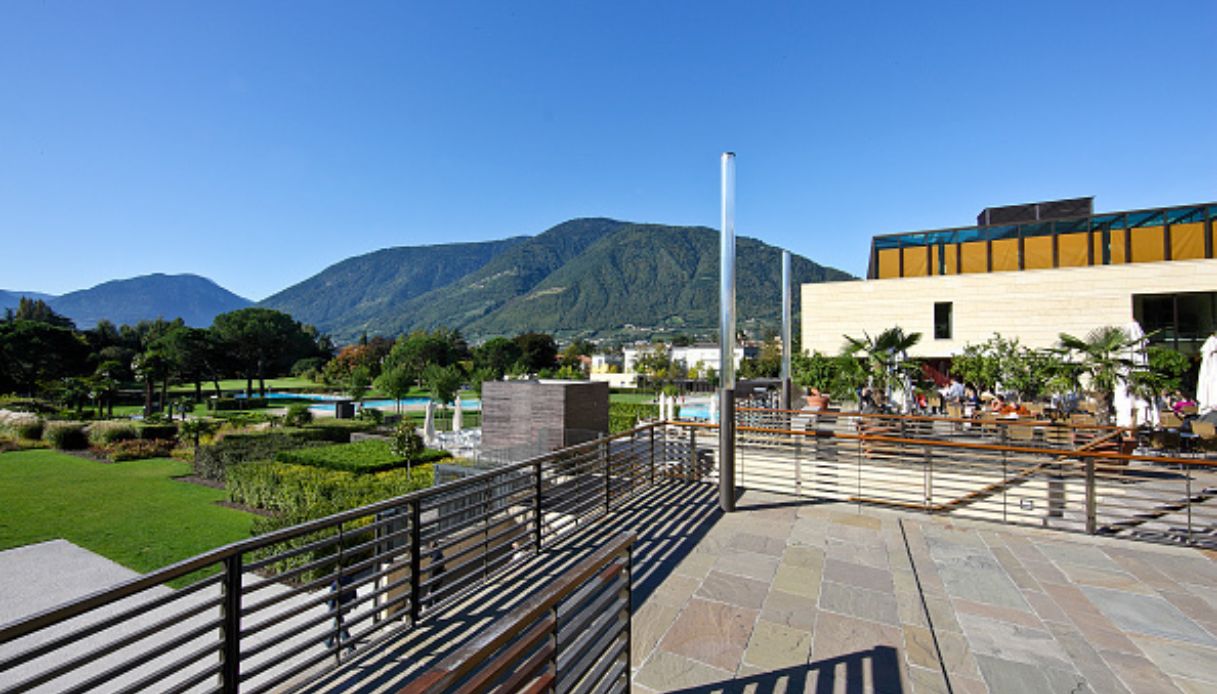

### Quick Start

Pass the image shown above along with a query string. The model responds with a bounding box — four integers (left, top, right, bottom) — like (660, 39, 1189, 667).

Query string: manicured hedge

(227, 460, 433, 517)
(194, 428, 332, 482)
(275, 439, 451, 474)
(87, 421, 138, 445)
(43, 422, 88, 450)
(608, 402, 676, 433)
(138, 424, 179, 441)
(206, 397, 269, 412)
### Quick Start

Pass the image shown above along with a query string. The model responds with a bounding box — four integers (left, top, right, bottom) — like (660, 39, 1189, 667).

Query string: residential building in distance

(620, 342, 758, 375)
(802, 198, 1217, 360)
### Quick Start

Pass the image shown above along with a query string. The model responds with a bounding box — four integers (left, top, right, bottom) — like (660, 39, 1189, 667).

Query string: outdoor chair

(1161, 412, 1184, 430)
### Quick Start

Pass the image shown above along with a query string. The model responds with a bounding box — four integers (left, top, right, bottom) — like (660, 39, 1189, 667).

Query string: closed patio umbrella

(1198, 335, 1217, 415)
(423, 400, 436, 443)
(452, 396, 462, 433)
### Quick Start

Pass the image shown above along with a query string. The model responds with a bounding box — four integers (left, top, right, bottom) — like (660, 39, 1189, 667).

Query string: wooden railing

(401, 533, 634, 694)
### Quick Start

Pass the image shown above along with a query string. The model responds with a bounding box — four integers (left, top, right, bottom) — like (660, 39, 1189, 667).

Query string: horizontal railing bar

(402, 533, 635, 692)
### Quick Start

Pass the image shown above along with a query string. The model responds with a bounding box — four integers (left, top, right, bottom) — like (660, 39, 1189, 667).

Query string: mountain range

(1, 274, 251, 329)
(5, 218, 853, 342)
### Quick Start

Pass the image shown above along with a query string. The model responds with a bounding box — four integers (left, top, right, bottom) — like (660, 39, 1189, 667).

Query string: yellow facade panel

(877, 249, 901, 278)
(1058, 233, 1089, 267)
(1171, 222, 1205, 260)
(960, 241, 988, 274)
(1131, 226, 1165, 263)
(1110, 231, 1128, 264)
(991, 238, 1019, 272)
(1024, 236, 1054, 270)
(902, 247, 928, 277)
(943, 244, 958, 275)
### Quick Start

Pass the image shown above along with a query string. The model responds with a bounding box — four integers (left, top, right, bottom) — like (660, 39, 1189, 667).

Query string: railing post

(689, 428, 697, 482)
(409, 500, 422, 624)
(1085, 458, 1097, 535)
(220, 553, 242, 694)
(603, 440, 611, 514)
(648, 427, 656, 487)
(1185, 463, 1193, 543)
(534, 461, 544, 552)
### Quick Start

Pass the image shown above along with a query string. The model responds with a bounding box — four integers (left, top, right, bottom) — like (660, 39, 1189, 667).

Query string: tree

(212, 308, 309, 397)
(792, 351, 863, 401)
(159, 327, 216, 403)
(841, 327, 922, 402)
(92, 360, 123, 417)
(374, 364, 414, 413)
(1056, 326, 1145, 424)
(473, 337, 522, 379)
(0, 320, 90, 395)
(423, 363, 463, 407)
(348, 365, 372, 402)
(9, 298, 74, 329)
(132, 348, 169, 416)
(515, 332, 558, 374)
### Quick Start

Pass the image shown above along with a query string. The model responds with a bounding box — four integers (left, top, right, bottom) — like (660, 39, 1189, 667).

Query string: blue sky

(2, 1, 1215, 301)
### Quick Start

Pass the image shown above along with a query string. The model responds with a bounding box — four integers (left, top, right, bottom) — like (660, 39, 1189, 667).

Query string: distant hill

(261, 237, 529, 336)
(469, 224, 852, 337)
(47, 274, 251, 328)
(0, 290, 57, 312)
(265, 218, 852, 342)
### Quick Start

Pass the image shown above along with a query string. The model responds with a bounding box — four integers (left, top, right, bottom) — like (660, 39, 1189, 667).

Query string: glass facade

(1134, 291, 1217, 355)
(868, 202, 1216, 280)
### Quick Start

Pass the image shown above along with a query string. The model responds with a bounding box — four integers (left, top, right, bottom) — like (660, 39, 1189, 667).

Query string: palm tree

(842, 327, 923, 405)
(1055, 326, 1143, 424)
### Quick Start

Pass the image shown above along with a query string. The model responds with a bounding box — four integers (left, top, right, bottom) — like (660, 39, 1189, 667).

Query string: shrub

(87, 421, 138, 445)
(1, 411, 45, 440)
(43, 421, 88, 450)
(276, 439, 450, 474)
(390, 422, 424, 459)
(138, 424, 179, 441)
(284, 404, 314, 427)
(357, 407, 384, 425)
(228, 460, 434, 516)
(106, 439, 175, 462)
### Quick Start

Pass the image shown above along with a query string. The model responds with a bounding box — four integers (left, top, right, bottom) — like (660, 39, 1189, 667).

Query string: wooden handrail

(399, 531, 636, 694)
(735, 406, 1130, 432)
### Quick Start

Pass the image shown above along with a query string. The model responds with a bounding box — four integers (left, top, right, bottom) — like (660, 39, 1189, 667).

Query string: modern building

(621, 342, 758, 374)
(802, 198, 1217, 359)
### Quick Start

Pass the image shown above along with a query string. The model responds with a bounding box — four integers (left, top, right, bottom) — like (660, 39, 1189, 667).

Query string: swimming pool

(237, 392, 481, 410)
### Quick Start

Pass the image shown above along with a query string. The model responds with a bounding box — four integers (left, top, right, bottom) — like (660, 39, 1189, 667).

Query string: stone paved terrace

(305, 476, 1217, 693)
(626, 486, 1217, 694)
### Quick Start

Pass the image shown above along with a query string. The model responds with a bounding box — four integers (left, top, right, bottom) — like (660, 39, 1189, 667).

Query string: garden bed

(274, 439, 450, 474)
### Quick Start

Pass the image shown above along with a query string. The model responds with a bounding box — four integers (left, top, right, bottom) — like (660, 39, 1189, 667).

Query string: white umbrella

(1114, 322, 1159, 428)
(423, 401, 436, 443)
(452, 396, 463, 433)
(1198, 335, 1217, 415)
(709, 393, 719, 424)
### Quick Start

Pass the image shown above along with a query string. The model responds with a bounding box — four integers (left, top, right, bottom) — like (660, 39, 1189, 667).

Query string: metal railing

(0, 424, 689, 694)
(674, 408, 1217, 549)
(401, 532, 634, 694)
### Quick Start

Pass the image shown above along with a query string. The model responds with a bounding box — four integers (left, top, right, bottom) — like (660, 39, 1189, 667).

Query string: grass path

(0, 450, 255, 579)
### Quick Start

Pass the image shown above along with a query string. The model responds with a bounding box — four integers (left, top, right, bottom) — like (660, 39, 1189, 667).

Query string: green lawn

(610, 392, 657, 405)
(0, 450, 255, 583)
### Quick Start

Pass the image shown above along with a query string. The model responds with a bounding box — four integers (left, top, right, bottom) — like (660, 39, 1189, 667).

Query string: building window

(934, 302, 952, 340)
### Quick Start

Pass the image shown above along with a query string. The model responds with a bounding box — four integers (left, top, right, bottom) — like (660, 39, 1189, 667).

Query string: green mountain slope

(259, 237, 527, 336)
(48, 274, 251, 329)
(373, 218, 629, 336)
(467, 224, 853, 338)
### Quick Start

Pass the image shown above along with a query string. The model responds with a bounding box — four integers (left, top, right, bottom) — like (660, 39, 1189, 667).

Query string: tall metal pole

(719, 152, 737, 513)
(780, 250, 792, 410)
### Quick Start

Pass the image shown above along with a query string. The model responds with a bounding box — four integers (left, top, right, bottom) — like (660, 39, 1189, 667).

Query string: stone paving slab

(632, 488, 1217, 693)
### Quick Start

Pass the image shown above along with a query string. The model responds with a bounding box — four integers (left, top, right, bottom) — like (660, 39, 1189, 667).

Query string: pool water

(237, 392, 481, 410)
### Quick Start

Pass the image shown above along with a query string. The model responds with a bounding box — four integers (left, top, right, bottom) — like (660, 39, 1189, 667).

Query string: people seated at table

(1168, 390, 1197, 417)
